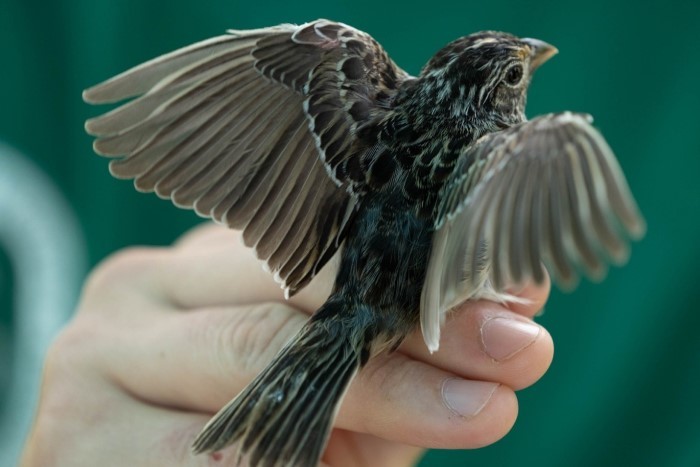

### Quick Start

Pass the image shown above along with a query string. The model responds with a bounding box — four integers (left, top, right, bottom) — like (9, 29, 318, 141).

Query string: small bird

(83, 19, 645, 466)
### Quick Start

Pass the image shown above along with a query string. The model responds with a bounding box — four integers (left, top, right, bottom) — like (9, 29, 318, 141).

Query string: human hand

(21, 223, 553, 466)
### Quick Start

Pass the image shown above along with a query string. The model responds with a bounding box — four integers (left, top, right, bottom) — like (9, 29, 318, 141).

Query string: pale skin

(21, 223, 553, 466)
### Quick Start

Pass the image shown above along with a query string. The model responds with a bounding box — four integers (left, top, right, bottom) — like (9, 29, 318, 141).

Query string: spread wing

(83, 19, 409, 295)
(421, 112, 645, 351)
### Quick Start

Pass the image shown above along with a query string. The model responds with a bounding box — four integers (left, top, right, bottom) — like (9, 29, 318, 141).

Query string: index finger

(160, 224, 336, 312)
(163, 224, 549, 319)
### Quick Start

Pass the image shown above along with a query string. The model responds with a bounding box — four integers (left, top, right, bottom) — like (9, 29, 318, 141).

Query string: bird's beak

(522, 38, 558, 70)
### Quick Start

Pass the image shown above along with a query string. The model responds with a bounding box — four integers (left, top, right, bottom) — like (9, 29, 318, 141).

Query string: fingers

(25, 331, 235, 467)
(103, 303, 308, 413)
(130, 310, 519, 450)
(163, 224, 550, 320)
(66, 400, 219, 466)
(398, 278, 551, 391)
(403, 272, 551, 390)
(337, 352, 519, 449)
(30, 306, 430, 467)
(161, 224, 336, 313)
(323, 433, 424, 467)
(94, 224, 551, 401)
(401, 302, 553, 391)
(71, 223, 552, 456)
(161, 224, 552, 390)
(28, 223, 555, 466)
(93, 301, 540, 450)
(97, 295, 549, 414)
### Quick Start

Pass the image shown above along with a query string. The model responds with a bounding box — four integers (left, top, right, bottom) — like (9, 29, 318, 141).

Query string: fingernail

(481, 317, 541, 361)
(442, 379, 499, 418)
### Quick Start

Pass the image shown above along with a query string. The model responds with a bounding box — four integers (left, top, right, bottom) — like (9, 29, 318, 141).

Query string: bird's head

(399, 31, 557, 138)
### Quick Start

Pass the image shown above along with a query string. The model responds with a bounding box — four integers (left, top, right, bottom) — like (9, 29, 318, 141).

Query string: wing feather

(421, 112, 645, 351)
(84, 20, 407, 295)
(82, 35, 245, 103)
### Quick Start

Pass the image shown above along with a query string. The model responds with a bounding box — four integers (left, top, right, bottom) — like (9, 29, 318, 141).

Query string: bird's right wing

(83, 19, 409, 295)
(421, 112, 645, 351)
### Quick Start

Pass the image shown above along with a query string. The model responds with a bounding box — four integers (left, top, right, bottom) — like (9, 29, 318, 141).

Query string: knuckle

(195, 303, 304, 381)
(346, 353, 419, 432)
(82, 246, 164, 299)
(45, 326, 82, 372)
(43, 323, 93, 384)
(357, 352, 416, 397)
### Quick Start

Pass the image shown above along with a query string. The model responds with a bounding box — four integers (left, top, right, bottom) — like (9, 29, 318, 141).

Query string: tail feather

(282, 353, 357, 466)
(192, 316, 363, 467)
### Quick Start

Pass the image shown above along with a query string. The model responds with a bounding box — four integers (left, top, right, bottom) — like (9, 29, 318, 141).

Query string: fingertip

(456, 383, 518, 449)
(494, 322, 554, 391)
(337, 353, 521, 450)
(166, 223, 337, 314)
(427, 379, 519, 448)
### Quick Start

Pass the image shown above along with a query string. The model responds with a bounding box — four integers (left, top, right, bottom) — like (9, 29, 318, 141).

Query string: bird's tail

(192, 304, 369, 466)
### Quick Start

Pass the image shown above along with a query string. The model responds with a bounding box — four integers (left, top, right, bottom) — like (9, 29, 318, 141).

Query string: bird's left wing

(421, 112, 645, 351)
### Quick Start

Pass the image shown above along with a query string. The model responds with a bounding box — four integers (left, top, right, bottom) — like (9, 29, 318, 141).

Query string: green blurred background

(1, 0, 699, 465)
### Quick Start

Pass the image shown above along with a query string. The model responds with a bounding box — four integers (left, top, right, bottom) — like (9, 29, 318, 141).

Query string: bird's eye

(504, 65, 523, 86)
